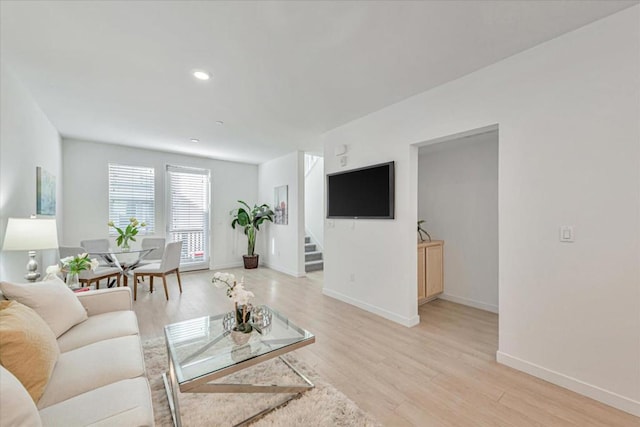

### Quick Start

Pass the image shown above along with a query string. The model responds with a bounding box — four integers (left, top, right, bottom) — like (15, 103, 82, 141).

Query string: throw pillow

(0, 365, 43, 427)
(0, 300, 60, 404)
(0, 277, 88, 337)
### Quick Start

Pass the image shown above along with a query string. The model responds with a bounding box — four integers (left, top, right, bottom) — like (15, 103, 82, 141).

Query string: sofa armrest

(76, 287, 132, 316)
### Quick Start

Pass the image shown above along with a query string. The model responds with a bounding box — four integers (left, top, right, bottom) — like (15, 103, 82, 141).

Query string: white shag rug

(143, 338, 381, 427)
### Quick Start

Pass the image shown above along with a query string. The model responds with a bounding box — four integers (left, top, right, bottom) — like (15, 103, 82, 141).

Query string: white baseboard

(322, 288, 420, 327)
(439, 293, 498, 313)
(210, 262, 244, 270)
(262, 262, 306, 278)
(496, 351, 640, 417)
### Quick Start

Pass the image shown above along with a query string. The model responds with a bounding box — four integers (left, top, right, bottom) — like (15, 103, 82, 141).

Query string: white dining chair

(59, 246, 121, 289)
(139, 237, 166, 265)
(80, 239, 112, 265)
(133, 241, 183, 301)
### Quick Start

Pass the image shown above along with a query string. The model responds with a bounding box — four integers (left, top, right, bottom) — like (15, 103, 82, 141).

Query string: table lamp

(2, 217, 59, 282)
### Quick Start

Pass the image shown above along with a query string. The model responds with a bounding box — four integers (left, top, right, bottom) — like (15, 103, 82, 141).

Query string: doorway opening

(415, 124, 499, 331)
(303, 153, 324, 273)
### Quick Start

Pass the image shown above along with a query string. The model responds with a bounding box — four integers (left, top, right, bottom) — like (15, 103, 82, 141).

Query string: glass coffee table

(163, 306, 316, 427)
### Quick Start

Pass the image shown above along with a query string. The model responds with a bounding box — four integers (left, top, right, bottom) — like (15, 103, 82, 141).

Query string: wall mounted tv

(326, 161, 395, 219)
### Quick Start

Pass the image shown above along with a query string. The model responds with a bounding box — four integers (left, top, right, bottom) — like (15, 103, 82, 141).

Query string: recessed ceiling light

(192, 70, 210, 81)
(215, 120, 224, 125)
(190, 138, 200, 143)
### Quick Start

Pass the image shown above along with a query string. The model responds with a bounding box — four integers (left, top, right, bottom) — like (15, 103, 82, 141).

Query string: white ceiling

(1, 1, 636, 164)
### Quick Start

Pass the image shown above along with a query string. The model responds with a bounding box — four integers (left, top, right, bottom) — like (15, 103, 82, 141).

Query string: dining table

(88, 248, 154, 287)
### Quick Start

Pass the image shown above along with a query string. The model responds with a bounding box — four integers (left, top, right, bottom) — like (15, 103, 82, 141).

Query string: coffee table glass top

(164, 306, 315, 385)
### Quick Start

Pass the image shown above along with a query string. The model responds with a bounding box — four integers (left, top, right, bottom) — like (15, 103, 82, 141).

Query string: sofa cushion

(38, 377, 153, 427)
(0, 278, 88, 337)
(57, 310, 139, 353)
(0, 365, 43, 427)
(37, 335, 146, 409)
(0, 300, 60, 403)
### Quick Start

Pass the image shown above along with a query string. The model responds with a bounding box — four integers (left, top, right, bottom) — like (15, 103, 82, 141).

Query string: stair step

(305, 243, 316, 252)
(305, 260, 324, 272)
(305, 236, 311, 244)
(305, 251, 323, 262)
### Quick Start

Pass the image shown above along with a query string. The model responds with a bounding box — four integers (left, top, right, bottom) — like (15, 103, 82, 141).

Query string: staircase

(304, 235, 323, 272)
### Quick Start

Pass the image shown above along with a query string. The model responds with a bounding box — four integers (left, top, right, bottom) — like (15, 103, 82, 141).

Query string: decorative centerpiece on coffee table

(212, 272, 255, 344)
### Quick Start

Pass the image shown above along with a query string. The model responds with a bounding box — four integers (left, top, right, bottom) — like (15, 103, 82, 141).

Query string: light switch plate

(559, 226, 574, 242)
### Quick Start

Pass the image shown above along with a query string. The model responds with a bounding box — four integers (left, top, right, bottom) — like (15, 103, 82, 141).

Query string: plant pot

(230, 329, 252, 346)
(243, 254, 259, 269)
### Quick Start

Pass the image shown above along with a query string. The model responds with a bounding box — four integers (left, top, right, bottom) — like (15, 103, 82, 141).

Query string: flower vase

(234, 304, 253, 333)
(121, 240, 130, 252)
(230, 330, 251, 346)
(66, 272, 80, 289)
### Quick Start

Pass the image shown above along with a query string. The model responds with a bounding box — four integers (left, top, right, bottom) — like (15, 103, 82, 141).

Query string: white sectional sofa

(0, 287, 154, 427)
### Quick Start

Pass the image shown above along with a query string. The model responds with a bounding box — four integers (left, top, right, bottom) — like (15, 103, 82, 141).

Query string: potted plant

(231, 200, 274, 269)
(108, 217, 146, 251)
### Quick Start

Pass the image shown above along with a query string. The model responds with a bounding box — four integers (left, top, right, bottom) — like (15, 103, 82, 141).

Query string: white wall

(62, 139, 258, 270)
(304, 155, 324, 249)
(418, 130, 498, 313)
(258, 151, 305, 277)
(322, 6, 640, 416)
(0, 64, 63, 282)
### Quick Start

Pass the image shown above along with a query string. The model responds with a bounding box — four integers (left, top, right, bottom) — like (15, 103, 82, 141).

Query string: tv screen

(326, 161, 394, 219)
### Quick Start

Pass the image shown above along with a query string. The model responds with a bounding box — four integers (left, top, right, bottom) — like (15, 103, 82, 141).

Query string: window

(166, 165, 210, 267)
(108, 164, 155, 235)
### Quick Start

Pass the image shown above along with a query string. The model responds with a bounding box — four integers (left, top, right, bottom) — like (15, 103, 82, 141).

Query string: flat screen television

(326, 161, 394, 219)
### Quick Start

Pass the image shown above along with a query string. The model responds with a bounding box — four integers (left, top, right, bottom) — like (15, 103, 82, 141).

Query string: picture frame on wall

(36, 167, 56, 216)
(274, 185, 288, 225)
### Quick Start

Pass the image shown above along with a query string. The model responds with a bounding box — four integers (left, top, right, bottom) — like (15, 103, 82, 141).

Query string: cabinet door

(426, 244, 443, 297)
(417, 246, 426, 300)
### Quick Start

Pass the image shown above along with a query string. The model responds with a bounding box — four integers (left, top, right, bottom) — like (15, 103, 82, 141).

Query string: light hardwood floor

(133, 268, 639, 426)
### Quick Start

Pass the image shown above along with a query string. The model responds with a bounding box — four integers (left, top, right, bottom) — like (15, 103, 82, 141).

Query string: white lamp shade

(2, 218, 59, 251)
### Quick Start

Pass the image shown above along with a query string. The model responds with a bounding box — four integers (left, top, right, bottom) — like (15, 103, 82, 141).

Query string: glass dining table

(88, 248, 154, 287)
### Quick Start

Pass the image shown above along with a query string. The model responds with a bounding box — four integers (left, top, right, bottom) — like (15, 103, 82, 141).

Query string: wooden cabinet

(417, 240, 444, 304)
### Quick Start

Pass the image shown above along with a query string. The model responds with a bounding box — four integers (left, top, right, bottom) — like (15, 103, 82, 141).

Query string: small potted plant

(212, 272, 255, 344)
(230, 200, 274, 269)
(108, 217, 147, 251)
(51, 253, 99, 289)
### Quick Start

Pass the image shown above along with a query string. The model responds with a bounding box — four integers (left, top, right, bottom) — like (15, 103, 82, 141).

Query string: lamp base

(25, 251, 40, 282)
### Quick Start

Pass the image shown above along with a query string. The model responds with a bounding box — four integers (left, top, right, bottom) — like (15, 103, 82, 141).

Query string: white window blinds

(166, 165, 210, 266)
(108, 164, 155, 235)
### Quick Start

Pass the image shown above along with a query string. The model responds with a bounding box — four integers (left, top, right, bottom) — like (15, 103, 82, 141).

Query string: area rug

(143, 338, 381, 427)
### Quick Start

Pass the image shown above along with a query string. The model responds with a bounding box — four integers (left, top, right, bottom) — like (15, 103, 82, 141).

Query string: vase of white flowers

(212, 272, 255, 339)
(49, 253, 99, 289)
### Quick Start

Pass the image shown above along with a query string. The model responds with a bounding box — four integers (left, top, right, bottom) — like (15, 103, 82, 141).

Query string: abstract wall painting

(36, 167, 56, 216)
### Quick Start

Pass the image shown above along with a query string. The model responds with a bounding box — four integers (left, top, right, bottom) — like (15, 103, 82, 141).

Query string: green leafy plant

(108, 217, 147, 249)
(231, 200, 274, 256)
(59, 253, 99, 274)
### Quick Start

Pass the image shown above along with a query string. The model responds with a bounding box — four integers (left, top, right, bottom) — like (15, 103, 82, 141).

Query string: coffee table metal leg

(163, 343, 182, 427)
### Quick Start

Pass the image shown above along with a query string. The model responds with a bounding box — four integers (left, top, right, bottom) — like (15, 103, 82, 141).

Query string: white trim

(438, 293, 498, 313)
(179, 263, 209, 272)
(496, 351, 640, 417)
(322, 288, 420, 327)
(210, 261, 244, 270)
(262, 262, 306, 278)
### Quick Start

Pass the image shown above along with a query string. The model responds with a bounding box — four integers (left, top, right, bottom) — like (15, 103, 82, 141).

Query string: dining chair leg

(162, 275, 169, 301)
(133, 274, 138, 301)
(96, 280, 100, 290)
(176, 270, 183, 294)
(117, 274, 121, 287)
(150, 276, 154, 293)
